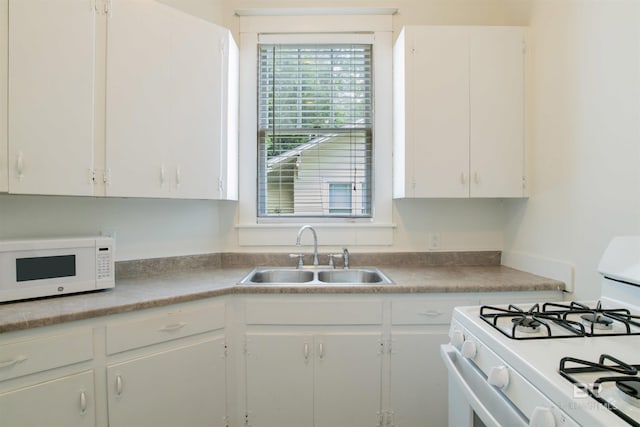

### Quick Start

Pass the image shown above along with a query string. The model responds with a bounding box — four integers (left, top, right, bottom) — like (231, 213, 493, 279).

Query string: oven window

(16, 255, 76, 282)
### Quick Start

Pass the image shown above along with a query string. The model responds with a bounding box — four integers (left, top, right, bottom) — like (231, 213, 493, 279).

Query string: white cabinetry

(389, 296, 474, 427)
(3, 0, 238, 199)
(105, 0, 238, 199)
(394, 25, 526, 198)
(105, 303, 227, 427)
(0, 328, 95, 427)
(7, 0, 97, 196)
(0, 0, 7, 192)
(244, 298, 383, 427)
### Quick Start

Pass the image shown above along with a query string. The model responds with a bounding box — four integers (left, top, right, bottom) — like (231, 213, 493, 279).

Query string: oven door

(441, 344, 528, 427)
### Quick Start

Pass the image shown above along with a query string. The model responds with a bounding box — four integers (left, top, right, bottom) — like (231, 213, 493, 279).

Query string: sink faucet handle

(289, 253, 304, 269)
(342, 248, 350, 269)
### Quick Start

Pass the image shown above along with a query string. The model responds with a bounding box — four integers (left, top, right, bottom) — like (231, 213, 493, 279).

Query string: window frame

(236, 14, 394, 246)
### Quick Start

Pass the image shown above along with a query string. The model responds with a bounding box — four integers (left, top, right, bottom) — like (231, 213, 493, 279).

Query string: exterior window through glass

(329, 183, 353, 214)
(257, 43, 373, 218)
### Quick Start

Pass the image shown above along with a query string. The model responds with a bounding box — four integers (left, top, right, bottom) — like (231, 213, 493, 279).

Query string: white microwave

(0, 237, 115, 303)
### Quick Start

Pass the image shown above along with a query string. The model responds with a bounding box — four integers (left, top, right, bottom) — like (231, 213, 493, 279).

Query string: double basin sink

(238, 267, 394, 286)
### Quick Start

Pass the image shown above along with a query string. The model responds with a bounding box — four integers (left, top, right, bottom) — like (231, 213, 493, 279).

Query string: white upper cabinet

(3, 0, 238, 199)
(469, 27, 525, 197)
(105, 0, 238, 200)
(0, 0, 7, 192)
(7, 0, 97, 196)
(394, 25, 527, 198)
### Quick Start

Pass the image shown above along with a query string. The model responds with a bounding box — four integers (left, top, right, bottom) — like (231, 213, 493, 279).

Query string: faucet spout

(296, 225, 319, 266)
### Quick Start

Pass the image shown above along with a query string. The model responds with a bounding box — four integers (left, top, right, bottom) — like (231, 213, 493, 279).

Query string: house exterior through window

(257, 42, 373, 218)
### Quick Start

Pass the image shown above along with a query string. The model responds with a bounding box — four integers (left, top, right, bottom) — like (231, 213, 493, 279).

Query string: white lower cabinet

(0, 327, 95, 427)
(390, 331, 450, 427)
(104, 301, 228, 427)
(246, 332, 382, 427)
(244, 298, 384, 427)
(388, 296, 475, 427)
(0, 370, 95, 427)
(107, 337, 226, 427)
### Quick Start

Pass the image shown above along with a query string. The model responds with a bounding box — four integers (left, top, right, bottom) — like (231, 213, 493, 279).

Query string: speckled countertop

(0, 252, 565, 333)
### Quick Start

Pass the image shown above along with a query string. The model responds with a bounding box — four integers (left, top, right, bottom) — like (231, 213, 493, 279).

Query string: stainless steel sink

(247, 269, 314, 284)
(238, 267, 394, 286)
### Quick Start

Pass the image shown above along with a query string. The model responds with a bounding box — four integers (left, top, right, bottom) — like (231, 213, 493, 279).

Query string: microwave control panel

(96, 243, 114, 284)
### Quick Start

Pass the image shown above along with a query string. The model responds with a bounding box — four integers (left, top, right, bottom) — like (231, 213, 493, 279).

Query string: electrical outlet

(428, 232, 441, 250)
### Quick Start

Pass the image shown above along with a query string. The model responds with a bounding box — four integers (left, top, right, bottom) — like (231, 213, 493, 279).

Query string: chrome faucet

(296, 225, 319, 267)
(342, 247, 349, 269)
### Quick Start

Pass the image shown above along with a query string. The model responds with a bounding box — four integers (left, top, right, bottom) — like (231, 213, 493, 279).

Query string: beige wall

(503, 0, 640, 299)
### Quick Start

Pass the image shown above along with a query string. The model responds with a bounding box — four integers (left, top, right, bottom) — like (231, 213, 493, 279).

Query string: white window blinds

(257, 42, 373, 218)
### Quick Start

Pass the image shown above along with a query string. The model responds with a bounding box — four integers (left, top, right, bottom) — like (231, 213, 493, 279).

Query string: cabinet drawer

(392, 297, 475, 325)
(106, 303, 225, 355)
(246, 300, 383, 325)
(0, 329, 93, 381)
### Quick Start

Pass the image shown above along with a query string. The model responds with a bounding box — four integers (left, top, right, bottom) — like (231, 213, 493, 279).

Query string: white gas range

(441, 236, 640, 427)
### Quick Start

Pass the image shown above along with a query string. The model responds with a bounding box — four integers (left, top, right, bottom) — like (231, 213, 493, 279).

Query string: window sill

(236, 223, 395, 247)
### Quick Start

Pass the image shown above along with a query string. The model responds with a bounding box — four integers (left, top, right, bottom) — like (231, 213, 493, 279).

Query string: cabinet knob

(160, 164, 166, 185)
(115, 375, 123, 396)
(79, 391, 87, 414)
(16, 151, 25, 180)
(303, 343, 310, 362)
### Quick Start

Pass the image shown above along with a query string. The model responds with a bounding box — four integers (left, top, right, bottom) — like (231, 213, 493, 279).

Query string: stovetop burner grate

(479, 301, 640, 340)
(480, 303, 587, 340)
(559, 354, 640, 427)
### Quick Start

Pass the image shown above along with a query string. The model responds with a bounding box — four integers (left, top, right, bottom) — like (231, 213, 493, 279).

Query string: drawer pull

(418, 310, 443, 317)
(115, 375, 123, 396)
(79, 391, 87, 413)
(303, 343, 310, 362)
(0, 355, 27, 369)
(159, 322, 187, 332)
(318, 343, 325, 359)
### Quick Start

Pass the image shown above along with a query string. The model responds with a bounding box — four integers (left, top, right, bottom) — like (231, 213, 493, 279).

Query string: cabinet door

(8, 0, 96, 196)
(390, 331, 449, 427)
(107, 337, 226, 427)
(314, 333, 382, 427)
(245, 333, 314, 427)
(469, 27, 525, 197)
(168, 12, 223, 199)
(0, 370, 95, 427)
(0, 0, 7, 192)
(105, 0, 172, 198)
(106, 0, 228, 200)
(408, 26, 469, 198)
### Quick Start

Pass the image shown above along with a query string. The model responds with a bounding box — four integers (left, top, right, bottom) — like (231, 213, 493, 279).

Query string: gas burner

(581, 313, 614, 330)
(512, 316, 541, 333)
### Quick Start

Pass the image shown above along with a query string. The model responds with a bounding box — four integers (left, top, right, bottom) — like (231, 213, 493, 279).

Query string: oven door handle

(440, 344, 528, 427)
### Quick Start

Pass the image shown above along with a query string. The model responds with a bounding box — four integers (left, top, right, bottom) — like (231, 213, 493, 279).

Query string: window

(257, 42, 373, 218)
(328, 182, 353, 214)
